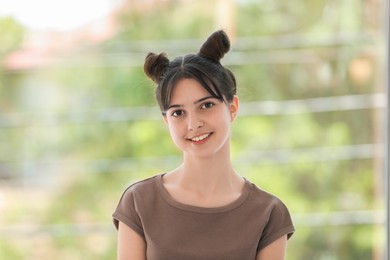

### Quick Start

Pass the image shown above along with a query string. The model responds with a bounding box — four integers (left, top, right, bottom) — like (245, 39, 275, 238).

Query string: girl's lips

(187, 132, 213, 143)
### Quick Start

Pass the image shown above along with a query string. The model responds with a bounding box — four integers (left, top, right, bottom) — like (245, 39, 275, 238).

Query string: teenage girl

(113, 30, 294, 260)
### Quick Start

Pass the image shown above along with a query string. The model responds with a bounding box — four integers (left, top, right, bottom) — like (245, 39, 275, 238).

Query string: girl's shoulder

(122, 173, 163, 195)
(246, 180, 289, 210)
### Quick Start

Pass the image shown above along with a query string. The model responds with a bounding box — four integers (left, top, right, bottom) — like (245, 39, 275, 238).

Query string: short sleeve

(257, 198, 295, 251)
(112, 186, 144, 238)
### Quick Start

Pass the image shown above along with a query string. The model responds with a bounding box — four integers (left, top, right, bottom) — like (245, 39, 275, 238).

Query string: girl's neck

(175, 152, 240, 195)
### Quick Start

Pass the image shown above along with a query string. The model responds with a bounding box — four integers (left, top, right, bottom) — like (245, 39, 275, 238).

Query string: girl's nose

(187, 113, 204, 131)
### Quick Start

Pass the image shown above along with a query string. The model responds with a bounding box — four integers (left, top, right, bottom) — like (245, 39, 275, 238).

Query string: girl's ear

(229, 95, 239, 122)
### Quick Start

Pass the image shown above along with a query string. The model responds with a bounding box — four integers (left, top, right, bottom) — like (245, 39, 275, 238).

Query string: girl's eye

(201, 102, 215, 109)
(171, 110, 184, 117)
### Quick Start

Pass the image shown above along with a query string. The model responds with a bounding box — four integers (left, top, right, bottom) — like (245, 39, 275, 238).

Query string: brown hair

(144, 30, 237, 115)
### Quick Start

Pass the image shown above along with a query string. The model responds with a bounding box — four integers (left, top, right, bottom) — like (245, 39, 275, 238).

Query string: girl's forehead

(170, 78, 210, 101)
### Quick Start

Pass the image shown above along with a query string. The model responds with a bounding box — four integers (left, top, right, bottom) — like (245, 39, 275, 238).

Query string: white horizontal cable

(101, 31, 375, 52)
(4, 46, 376, 70)
(0, 223, 114, 238)
(0, 93, 386, 128)
(0, 143, 384, 181)
(0, 210, 384, 238)
(236, 143, 384, 165)
(292, 210, 386, 227)
(1, 32, 377, 71)
(239, 93, 386, 115)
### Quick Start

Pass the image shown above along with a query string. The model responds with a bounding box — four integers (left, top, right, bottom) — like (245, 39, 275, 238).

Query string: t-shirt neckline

(155, 174, 252, 213)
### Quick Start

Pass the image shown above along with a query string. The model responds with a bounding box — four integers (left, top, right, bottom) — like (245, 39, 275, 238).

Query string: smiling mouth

(188, 133, 213, 142)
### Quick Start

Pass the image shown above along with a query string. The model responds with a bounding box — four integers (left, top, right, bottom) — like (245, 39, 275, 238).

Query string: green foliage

(287, 225, 374, 260)
(0, 16, 25, 56)
(117, 0, 215, 40)
(0, 240, 24, 260)
(237, 0, 329, 35)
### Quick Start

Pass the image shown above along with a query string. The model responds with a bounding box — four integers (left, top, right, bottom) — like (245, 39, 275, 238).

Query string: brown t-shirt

(113, 174, 294, 260)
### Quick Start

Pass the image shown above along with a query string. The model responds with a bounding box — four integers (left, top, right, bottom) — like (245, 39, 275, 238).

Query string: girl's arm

(117, 221, 146, 260)
(256, 235, 288, 260)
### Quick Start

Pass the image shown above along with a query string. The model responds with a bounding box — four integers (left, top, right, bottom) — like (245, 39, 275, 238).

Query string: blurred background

(0, 0, 388, 259)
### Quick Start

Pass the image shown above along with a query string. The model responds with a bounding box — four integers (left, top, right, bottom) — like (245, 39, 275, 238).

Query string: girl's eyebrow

(167, 96, 216, 110)
(194, 96, 216, 104)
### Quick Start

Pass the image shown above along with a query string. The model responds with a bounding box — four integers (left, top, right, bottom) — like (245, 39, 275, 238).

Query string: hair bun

(144, 52, 170, 83)
(198, 30, 230, 62)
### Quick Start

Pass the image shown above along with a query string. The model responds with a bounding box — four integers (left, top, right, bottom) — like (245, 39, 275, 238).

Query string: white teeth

(191, 133, 210, 142)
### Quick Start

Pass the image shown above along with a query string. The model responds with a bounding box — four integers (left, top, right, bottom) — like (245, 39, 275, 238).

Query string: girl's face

(164, 78, 238, 159)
